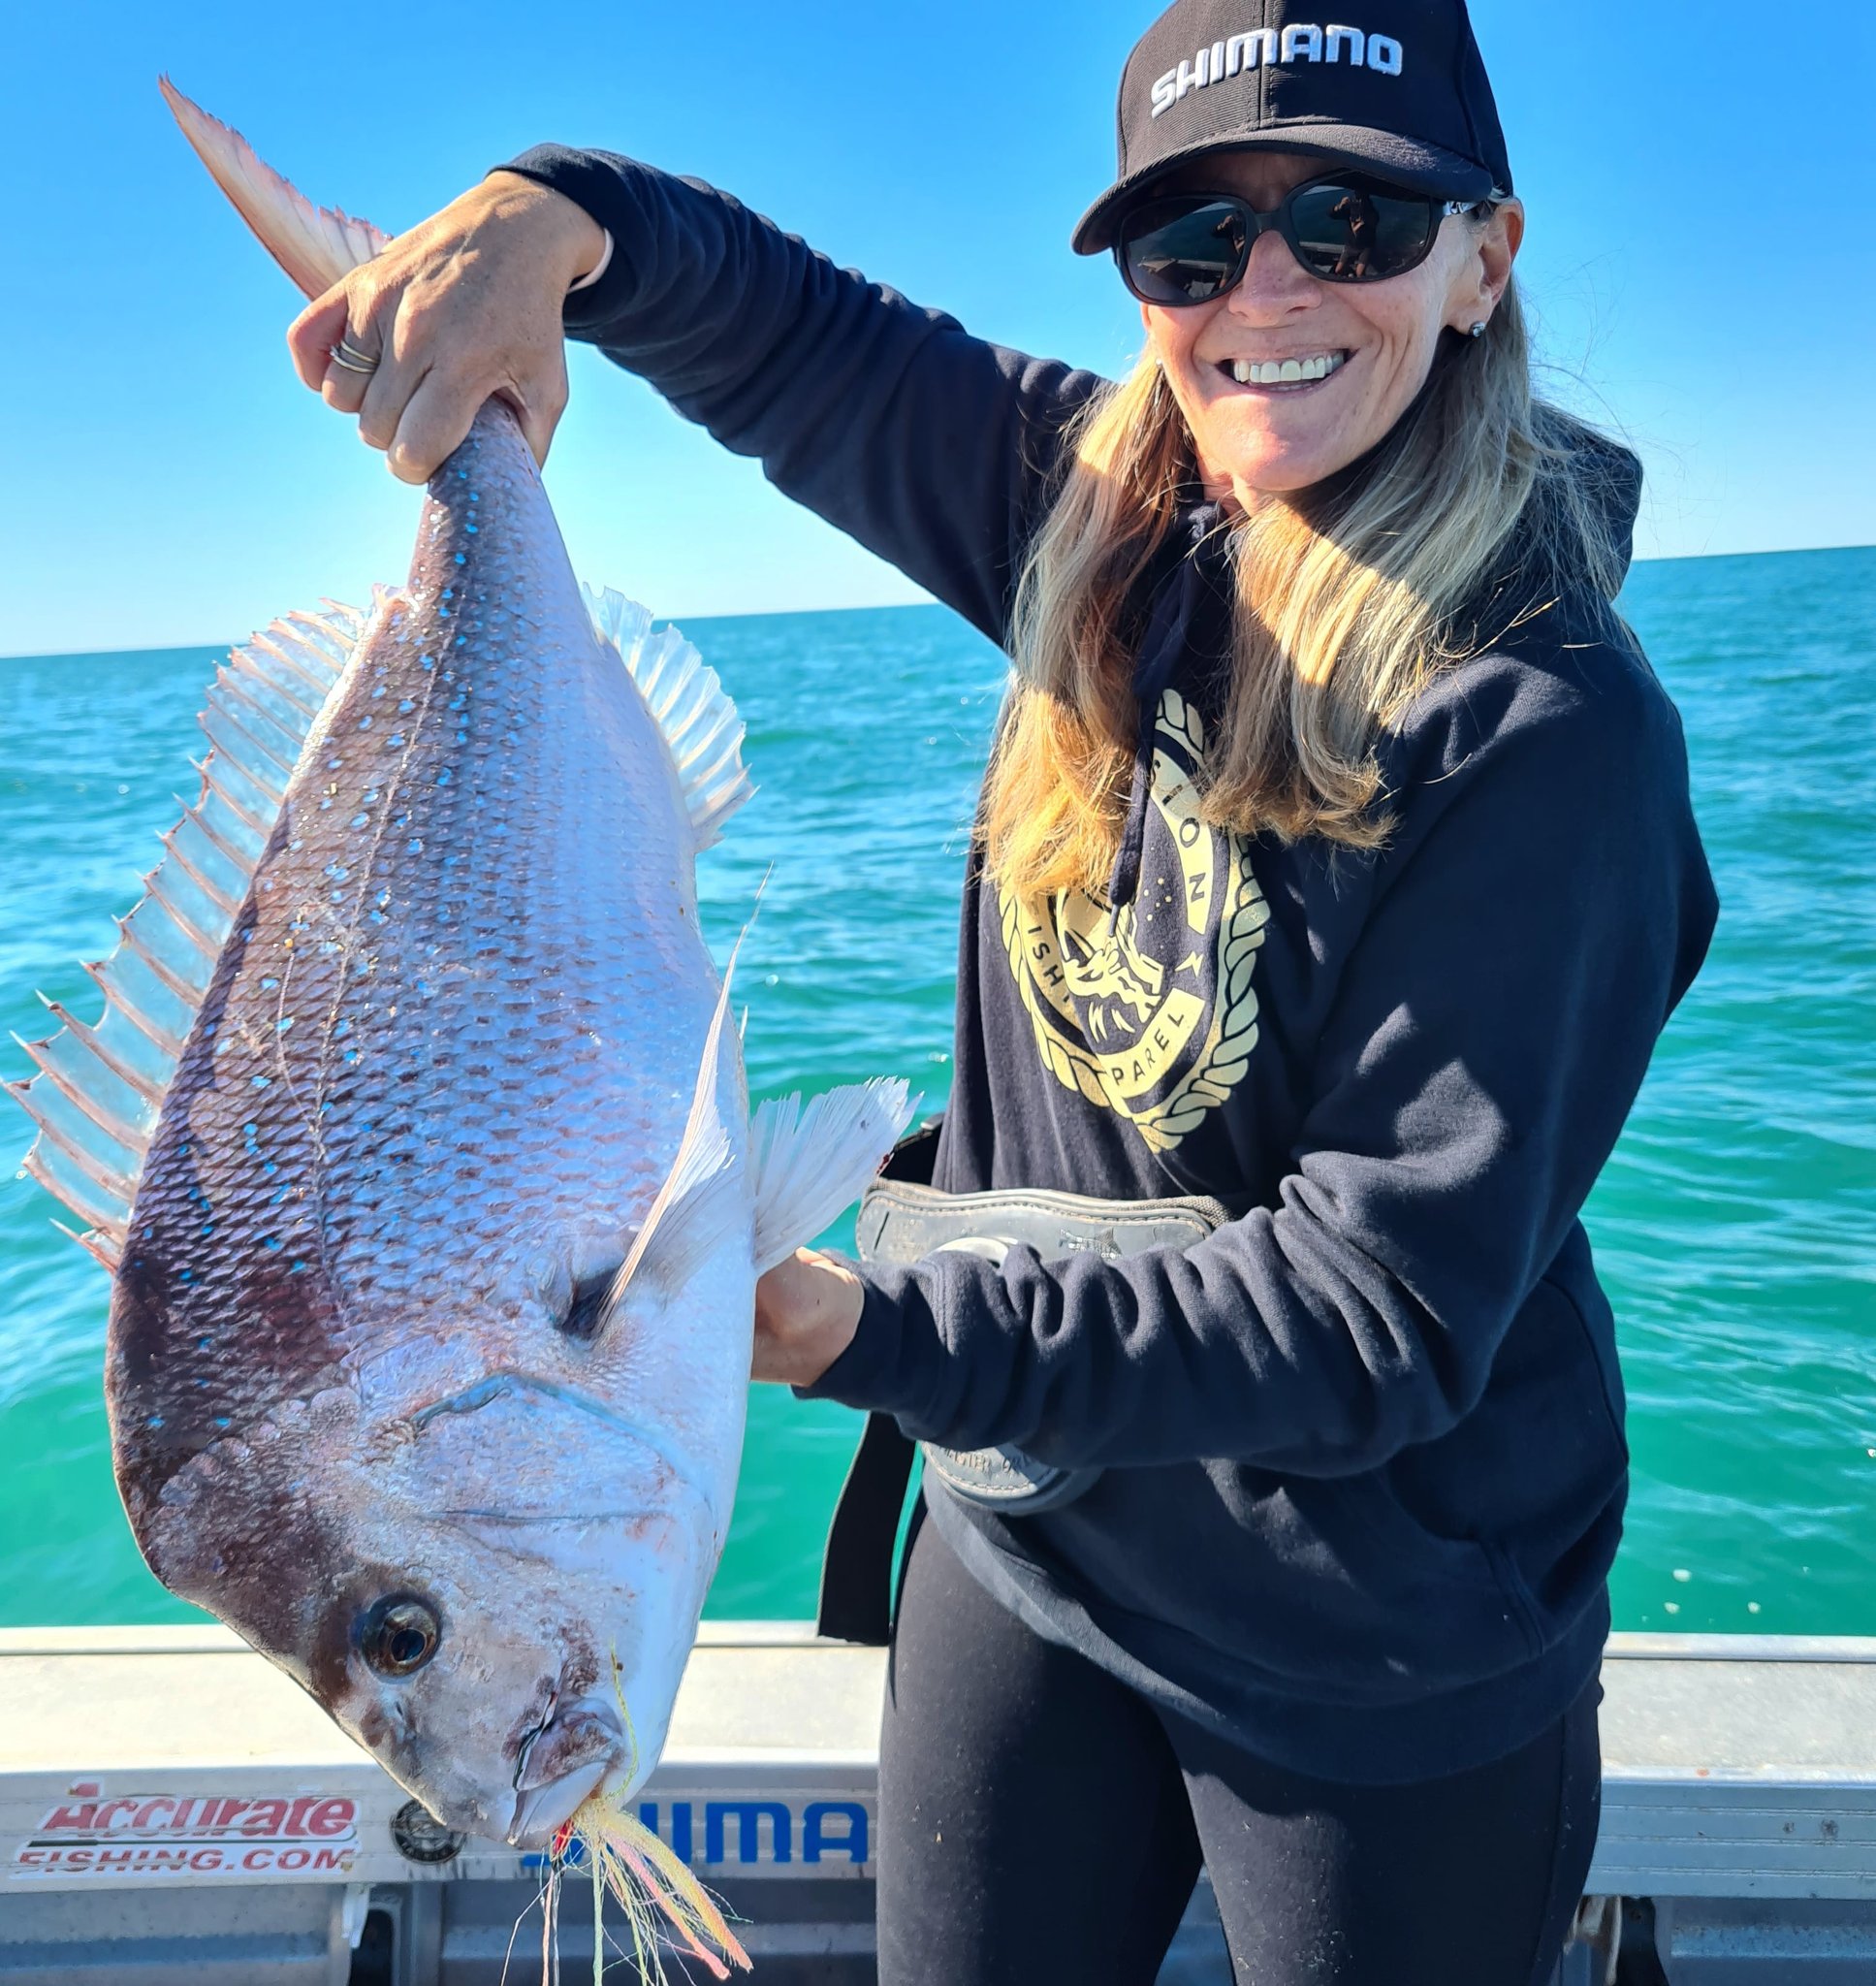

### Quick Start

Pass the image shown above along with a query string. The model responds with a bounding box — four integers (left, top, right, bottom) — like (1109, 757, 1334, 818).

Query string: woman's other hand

(286, 172, 606, 484)
(753, 1249, 865, 1388)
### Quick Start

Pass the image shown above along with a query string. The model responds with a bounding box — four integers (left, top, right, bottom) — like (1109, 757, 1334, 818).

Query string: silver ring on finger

(329, 336, 381, 376)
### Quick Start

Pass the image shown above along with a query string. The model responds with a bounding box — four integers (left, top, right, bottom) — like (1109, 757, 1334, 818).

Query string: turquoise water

(0, 548, 1870, 1634)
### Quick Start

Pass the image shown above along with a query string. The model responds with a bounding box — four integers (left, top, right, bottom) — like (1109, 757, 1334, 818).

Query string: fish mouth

(507, 1699, 625, 1849)
(508, 1758, 614, 1848)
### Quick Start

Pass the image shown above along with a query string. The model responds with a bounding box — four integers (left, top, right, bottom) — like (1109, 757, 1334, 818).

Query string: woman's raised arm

(294, 144, 1105, 646)
(508, 147, 1107, 643)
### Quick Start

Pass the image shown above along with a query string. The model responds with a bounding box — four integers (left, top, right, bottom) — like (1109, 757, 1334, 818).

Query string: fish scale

(8, 83, 911, 1910)
(112, 403, 721, 1514)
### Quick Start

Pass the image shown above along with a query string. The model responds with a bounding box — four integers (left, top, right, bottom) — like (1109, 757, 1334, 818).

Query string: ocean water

(0, 547, 1870, 1635)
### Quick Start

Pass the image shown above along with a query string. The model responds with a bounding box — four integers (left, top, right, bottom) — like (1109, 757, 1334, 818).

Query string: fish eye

(358, 1595, 442, 1678)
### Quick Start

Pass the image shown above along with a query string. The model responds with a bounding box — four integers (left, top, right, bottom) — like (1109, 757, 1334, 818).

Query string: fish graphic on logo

(1001, 689, 1269, 1151)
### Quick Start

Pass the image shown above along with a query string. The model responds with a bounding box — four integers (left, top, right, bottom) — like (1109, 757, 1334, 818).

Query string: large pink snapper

(11, 83, 907, 1921)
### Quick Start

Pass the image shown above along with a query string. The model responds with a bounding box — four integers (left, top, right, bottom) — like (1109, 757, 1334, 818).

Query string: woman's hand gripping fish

(9, 82, 910, 1957)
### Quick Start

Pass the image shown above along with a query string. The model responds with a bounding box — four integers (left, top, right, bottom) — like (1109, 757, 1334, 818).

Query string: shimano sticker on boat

(11, 1781, 359, 1880)
(521, 1797, 874, 1874)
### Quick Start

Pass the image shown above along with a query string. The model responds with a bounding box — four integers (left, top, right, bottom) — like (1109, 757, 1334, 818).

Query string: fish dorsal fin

(160, 79, 389, 298)
(749, 1081, 916, 1274)
(583, 586, 754, 851)
(602, 956, 747, 1317)
(9, 602, 370, 1266)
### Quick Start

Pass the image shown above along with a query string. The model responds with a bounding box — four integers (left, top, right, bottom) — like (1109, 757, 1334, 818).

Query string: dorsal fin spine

(42, 1001, 166, 1105)
(193, 757, 274, 838)
(12, 1038, 149, 1150)
(80, 964, 186, 1061)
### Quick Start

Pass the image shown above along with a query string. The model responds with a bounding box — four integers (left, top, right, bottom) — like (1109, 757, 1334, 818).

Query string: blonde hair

(983, 272, 1627, 898)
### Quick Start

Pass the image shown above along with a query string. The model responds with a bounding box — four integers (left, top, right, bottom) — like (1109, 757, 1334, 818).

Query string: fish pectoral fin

(749, 1080, 916, 1275)
(603, 956, 747, 1313)
(582, 586, 754, 851)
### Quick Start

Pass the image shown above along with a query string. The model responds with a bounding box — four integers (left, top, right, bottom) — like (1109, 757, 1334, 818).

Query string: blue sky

(3, 0, 1872, 654)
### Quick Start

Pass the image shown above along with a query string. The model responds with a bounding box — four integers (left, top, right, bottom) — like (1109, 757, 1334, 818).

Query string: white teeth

(1229, 352, 1346, 386)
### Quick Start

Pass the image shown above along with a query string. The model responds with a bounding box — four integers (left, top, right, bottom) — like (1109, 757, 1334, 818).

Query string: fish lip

(506, 1757, 614, 1849)
(507, 1696, 625, 1851)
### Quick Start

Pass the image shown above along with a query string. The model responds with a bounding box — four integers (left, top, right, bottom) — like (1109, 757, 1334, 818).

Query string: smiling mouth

(1218, 351, 1351, 391)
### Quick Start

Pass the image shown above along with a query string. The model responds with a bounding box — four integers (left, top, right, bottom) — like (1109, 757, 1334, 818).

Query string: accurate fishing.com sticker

(12, 1781, 359, 1879)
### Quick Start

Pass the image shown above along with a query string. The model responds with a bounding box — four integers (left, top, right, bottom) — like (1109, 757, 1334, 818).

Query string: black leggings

(877, 1505, 1600, 1986)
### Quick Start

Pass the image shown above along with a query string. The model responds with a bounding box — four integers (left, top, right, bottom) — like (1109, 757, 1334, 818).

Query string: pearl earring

(1468, 321, 1487, 338)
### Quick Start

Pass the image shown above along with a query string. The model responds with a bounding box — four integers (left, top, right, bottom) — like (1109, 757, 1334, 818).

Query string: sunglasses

(1115, 174, 1482, 305)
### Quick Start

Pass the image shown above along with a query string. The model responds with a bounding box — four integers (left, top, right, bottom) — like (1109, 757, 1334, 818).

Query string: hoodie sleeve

(803, 642, 1719, 1476)
(499, 146, 1105, 645)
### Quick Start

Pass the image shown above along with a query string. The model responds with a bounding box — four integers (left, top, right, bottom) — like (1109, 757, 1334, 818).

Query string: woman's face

(1137, 148, 1523, 510)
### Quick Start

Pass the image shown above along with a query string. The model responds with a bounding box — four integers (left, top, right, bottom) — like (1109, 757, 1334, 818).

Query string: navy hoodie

(504, 147, 1719, 1783)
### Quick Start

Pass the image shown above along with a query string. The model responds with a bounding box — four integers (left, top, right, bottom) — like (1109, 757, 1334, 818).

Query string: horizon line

(2, 540, 1869, 665)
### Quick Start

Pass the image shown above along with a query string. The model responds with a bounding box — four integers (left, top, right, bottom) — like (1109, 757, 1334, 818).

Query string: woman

(292, 1, 1716, 1978)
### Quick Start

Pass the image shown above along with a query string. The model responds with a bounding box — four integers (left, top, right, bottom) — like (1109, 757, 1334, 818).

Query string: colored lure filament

(532, 1804, 749, 1985)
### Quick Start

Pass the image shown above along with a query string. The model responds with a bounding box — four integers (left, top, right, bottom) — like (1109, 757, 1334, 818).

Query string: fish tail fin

(158, 78, 389, 297)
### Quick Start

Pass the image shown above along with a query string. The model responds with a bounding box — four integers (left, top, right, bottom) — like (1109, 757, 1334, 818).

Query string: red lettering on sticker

(311, 1847, 353, 1873)
(305, 1798, 354, 1840)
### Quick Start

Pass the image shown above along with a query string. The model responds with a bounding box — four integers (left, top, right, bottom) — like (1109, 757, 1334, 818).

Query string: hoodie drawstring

(1104, 503, 1225, 911)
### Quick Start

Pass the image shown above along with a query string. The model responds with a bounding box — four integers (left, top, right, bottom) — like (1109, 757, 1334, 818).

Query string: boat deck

(2, 1626, 1874, 1981)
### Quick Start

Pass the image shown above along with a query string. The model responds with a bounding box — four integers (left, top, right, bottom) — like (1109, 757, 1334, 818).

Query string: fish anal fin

(749, 1081, 915, 1274)
(581, 586, 754, 851)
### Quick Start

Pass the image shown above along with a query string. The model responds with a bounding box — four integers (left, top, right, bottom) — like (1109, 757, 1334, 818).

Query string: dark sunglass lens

(1288, 180, 1439, 281)
(1120, 199, 1248, 304)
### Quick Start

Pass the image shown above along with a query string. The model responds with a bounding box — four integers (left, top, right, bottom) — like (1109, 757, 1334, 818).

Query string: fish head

(141, 1371, 723, 1847)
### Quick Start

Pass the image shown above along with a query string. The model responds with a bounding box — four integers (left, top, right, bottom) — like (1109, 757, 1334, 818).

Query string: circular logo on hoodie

(999, 690, 1268, 1151)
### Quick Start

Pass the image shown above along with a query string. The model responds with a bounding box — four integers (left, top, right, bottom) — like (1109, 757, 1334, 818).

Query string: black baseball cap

(1072, 0, 1512, 254)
